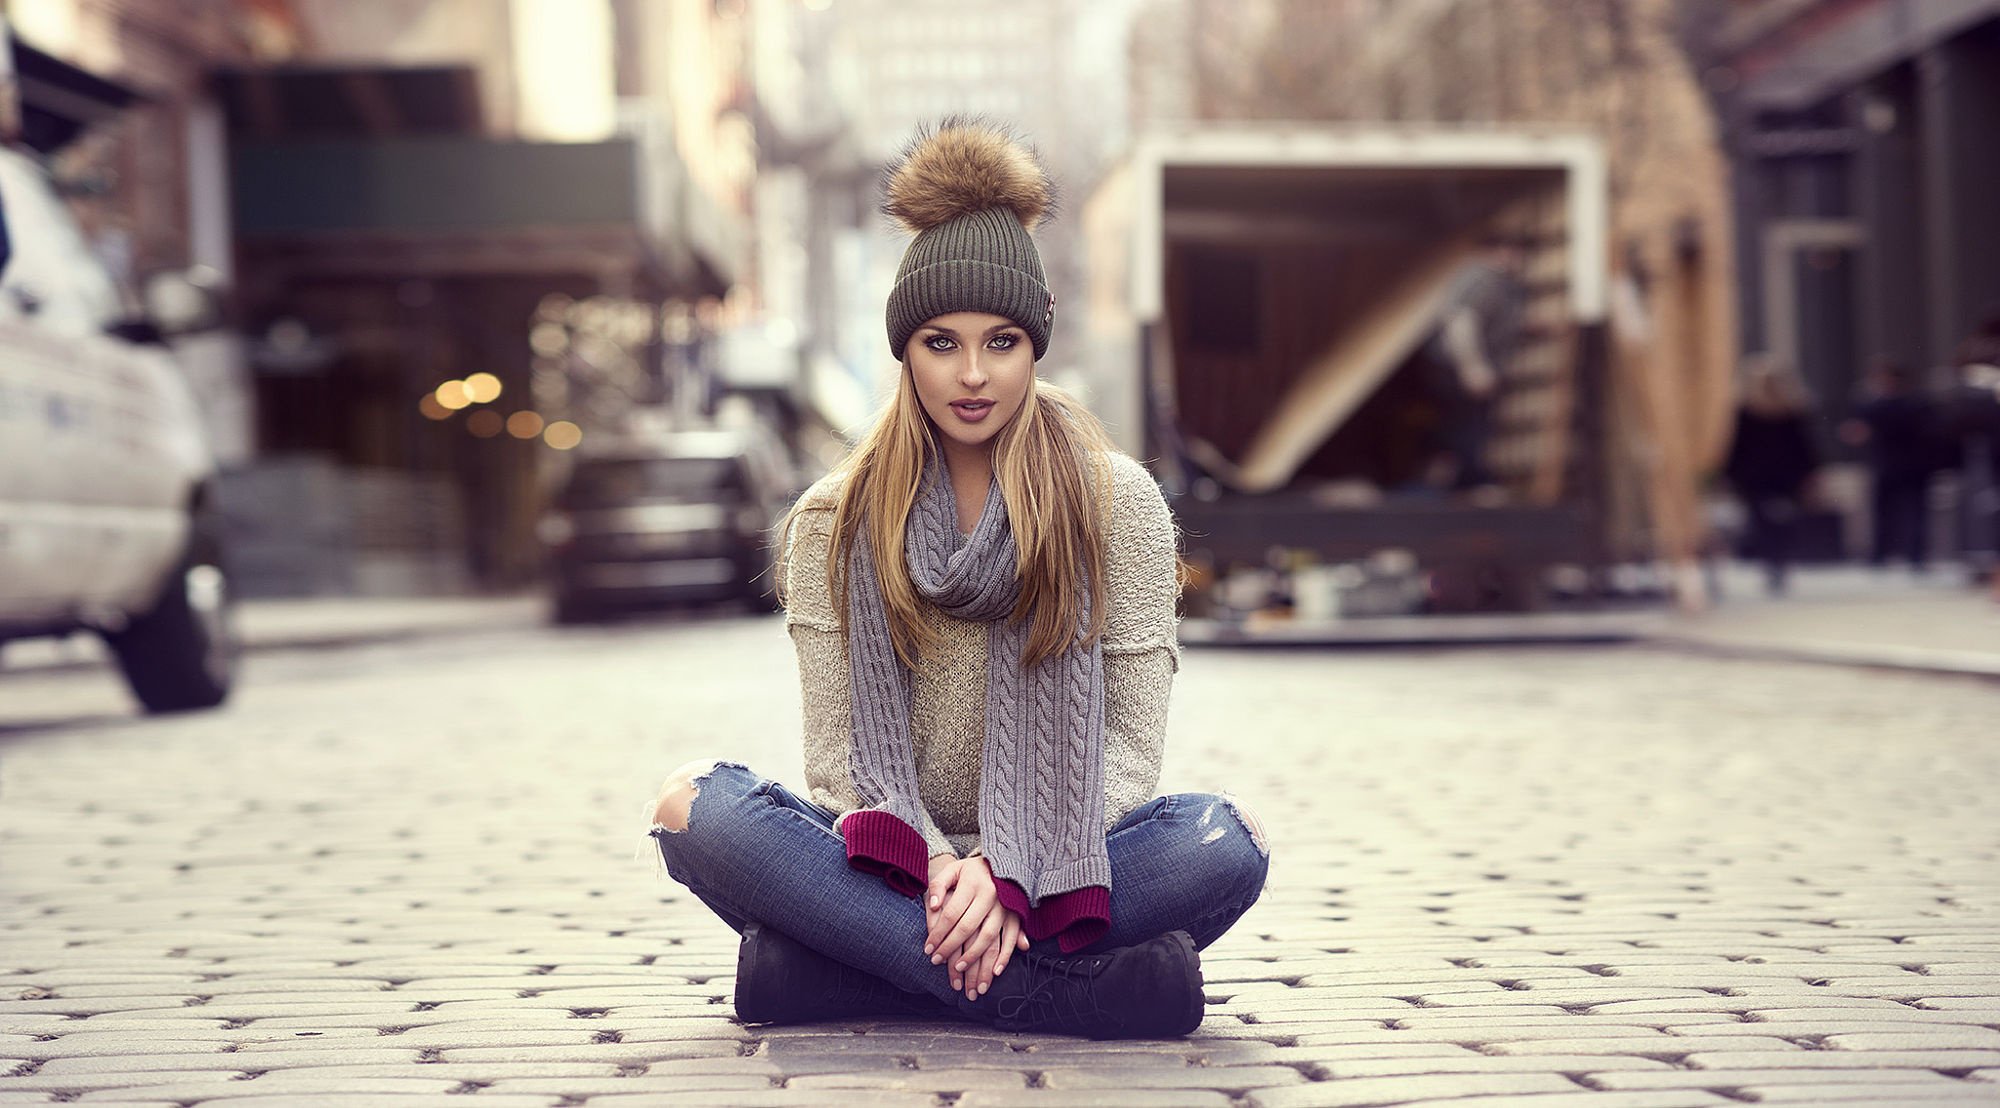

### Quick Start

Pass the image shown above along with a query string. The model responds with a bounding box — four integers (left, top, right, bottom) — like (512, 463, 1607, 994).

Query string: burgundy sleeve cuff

(840, 809, 930, 898)
(995, 878, 1112, 954)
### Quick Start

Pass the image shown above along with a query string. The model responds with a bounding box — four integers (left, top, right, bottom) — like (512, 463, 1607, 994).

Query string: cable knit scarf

(839, 454, 1111, 953)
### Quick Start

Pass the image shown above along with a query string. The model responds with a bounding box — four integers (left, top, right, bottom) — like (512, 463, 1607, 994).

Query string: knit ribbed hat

(884, 119, 1056, 362)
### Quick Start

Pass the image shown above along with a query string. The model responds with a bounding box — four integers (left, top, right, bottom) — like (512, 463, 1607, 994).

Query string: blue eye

(925, 335, 956, 352)
(990, 334, 1018, 350)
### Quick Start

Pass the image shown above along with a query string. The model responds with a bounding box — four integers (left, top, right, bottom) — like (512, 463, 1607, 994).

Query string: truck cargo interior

(1159, 162, 1574, 505)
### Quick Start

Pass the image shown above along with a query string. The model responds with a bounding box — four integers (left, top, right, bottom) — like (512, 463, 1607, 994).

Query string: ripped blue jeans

(648, 762, 1269, 1007)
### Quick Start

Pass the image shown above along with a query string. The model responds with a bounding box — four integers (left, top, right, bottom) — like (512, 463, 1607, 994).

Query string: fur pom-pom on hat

(884, 116, 1055, 235)
(882, 117, 1058, 362)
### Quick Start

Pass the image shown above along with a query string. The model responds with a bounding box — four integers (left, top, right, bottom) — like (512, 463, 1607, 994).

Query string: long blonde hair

(780, 367, 1117, 671)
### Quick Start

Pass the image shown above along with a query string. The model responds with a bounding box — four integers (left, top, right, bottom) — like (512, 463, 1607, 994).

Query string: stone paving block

(1392, 1088, 1736, 1096)
(0, 1001, 194, 1018)
(1680, 1049, 2000, 1069)
(67, 1076, 466, 1100)
(425, 1042, 745, 1066)
(1282, 980, 1512, 998)
(1039, 1064, 1307, 1090)
(1404, 1010, 1731, 1028)
(568, 1016, 751, 1041)
(1201, 1042, 1483, 1067)
(1243, 1072, 1581, 1107)
(36, 1049, 421, 1074)
(1591, 1067, 1961, 1090)
(4, 1039, 229, 1061)
(1738, 1081, 2000, 1102)
(761, 1052, 923, 1077)
(864, 1050, 1101, 1071)
(577, 1090, 936, 1106)
(786, 1067, 1030, 1090)
(955, 1092, 1233, 1108)
(1403, 1022, 1679, 1041)
(0, 1071, 226, 1096)
(1665, 1019, 1980, 1038)
(222, 1029, 428, 1048)
(143, 1098, 563, 1108)
(761, 1032, 1011, 1055)
(1480, 1036, 1762, 1056)
(1575, 999, 1761, 1015)
(281, 1061, 632, 1081)
(1826, 1029, 2000, 1049)
(365, 1022, 670, 1050)
(0, 1017, 227, 1037)
(1320, 1054, 1675, 1078)
(483, 1075, 779, 1097)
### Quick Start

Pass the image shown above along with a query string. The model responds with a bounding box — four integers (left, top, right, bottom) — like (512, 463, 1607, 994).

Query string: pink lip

(949, 400, 995, 424)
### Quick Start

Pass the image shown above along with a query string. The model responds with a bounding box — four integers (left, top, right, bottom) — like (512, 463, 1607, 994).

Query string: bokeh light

(466, 410, 504, 438)
(418, 394, 451, 421)
(434, 380, 472, 410)
(543, 421, 583, 450)
(507, 411, 546, 439)
(463, 372, 504, 404)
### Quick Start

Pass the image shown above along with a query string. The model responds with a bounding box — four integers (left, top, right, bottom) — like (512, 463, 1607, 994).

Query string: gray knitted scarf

(843, 454, 1110, 941)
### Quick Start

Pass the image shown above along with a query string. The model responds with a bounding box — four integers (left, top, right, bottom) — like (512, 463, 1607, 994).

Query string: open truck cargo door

(1089, 126, 1623, 631)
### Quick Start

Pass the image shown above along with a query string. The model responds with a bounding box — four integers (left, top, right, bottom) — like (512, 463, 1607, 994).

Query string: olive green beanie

(883, 119, 1055, 362)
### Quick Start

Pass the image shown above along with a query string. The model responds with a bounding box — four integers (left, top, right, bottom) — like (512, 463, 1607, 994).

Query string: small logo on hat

(1045, 291, 1056, 324)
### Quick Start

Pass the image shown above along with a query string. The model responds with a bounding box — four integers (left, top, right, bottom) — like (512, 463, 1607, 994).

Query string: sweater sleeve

(1096, 453, 1180, 831)
(782, 479, 959, 878)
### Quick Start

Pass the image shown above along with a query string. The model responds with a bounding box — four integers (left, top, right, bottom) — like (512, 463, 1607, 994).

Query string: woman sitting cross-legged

(644, 117, 1270, 1040)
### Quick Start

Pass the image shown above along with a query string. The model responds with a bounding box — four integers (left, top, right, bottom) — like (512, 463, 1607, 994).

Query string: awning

(9, 38, 143, 153)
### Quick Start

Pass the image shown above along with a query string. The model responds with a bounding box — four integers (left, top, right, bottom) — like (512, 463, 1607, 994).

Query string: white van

(0, 144, 236, 712)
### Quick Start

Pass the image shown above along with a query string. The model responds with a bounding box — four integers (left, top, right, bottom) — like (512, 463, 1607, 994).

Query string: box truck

(1081, 125, 1651, 640)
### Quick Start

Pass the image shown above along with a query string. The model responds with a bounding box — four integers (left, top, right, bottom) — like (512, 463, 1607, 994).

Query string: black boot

(733, 923, 950, 1025)
(976, 929, 1205, 1040)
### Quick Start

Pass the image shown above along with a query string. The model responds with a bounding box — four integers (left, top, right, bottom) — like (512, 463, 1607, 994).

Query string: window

(0, 153, 122, 337)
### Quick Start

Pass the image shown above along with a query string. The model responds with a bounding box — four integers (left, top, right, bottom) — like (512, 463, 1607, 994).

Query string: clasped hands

(925, 852, 1030, 1001)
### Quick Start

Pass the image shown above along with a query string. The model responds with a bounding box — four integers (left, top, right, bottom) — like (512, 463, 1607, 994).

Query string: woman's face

(905, 310, 1034, 456)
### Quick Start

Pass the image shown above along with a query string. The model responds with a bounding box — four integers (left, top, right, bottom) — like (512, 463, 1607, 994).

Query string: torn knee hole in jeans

(647, 759, 727, 835)
(1201, 794, 1270, 858)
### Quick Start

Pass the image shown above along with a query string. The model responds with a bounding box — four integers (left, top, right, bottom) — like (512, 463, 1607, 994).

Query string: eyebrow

(920, 323, 1024, 337)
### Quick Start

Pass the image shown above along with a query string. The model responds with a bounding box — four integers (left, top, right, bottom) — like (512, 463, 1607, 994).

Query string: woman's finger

(937, 888, 996, 963)
(993, 913, 1023, 979)
(925, 859, 961, 915)
(927, 881, 977, 958)
(970, 915, 1009, 998)
(957, 908, 1005, 980)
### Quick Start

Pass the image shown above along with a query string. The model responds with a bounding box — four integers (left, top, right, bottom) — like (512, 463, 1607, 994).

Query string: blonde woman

(644, 119, 1269, 1040)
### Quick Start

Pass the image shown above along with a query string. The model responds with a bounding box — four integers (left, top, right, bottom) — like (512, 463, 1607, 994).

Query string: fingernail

(979, 982, 989, 995)
(929, 897, 938, 907)
(954, 961, 965, 971)
(931, 954, 942, 965)
(923, 944, 933, 955)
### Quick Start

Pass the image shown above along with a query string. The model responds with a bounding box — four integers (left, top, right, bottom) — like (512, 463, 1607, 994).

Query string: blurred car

(542, 428, 795, 622)
(0, 144, 236, 712)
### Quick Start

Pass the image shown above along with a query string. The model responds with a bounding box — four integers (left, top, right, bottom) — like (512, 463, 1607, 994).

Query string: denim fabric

(649, 762, 1268, 1008)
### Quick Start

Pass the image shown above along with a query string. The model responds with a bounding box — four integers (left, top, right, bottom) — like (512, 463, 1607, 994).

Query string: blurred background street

(3, 0, 1999, 1103)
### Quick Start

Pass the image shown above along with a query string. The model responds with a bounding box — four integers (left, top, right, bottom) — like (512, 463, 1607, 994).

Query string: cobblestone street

(2, 613, 1997, 1106)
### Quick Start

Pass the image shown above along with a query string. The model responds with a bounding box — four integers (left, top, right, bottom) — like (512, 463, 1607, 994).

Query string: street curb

(1644, 630, 2000, 682)
(3, 600, 544, 678)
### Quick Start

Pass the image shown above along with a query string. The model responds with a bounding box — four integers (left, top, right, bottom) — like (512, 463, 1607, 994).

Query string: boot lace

(996, 953, 1117, 1031)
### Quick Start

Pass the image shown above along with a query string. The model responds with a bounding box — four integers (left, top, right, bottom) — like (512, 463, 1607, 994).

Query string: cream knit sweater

(781, 450, 1181, 858)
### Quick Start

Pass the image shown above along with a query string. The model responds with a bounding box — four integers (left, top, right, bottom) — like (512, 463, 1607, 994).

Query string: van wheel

(553, 592, 602, 625)
(104, 511, 237, 713)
